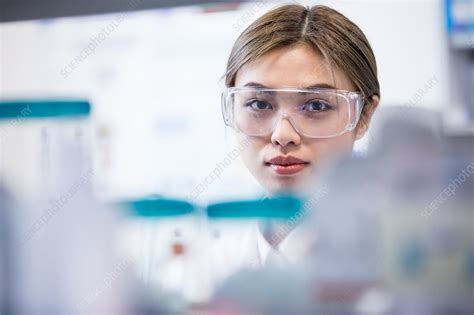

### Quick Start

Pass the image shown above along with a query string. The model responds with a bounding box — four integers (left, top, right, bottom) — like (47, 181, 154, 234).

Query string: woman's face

(234, 44, 372, 195)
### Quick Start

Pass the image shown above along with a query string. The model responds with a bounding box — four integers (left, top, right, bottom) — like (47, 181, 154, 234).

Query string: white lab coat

(207, 220, 315, 285)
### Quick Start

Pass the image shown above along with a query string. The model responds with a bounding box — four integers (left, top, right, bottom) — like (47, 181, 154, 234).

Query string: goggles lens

(223, 88, 363, 138)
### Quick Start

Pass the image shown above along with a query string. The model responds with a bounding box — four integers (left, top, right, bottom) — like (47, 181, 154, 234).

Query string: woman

(222, 4, 380, 196)
(213, 3, 381, 275)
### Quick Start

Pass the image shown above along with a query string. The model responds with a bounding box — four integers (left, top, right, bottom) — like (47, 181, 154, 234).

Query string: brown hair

(224, 4, 380, 129)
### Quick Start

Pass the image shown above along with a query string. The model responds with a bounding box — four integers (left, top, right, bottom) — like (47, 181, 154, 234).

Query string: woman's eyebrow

(242, 82, 269, 88)
(241, 82, 276, 95)
(241, 82, 337, 90)
(303, 83, 337, 90)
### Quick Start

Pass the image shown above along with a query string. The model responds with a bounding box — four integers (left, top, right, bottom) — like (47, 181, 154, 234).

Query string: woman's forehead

(235, 44, 355, 91)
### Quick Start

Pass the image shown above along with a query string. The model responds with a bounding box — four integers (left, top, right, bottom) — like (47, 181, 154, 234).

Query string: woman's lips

(269, 163, 308, 175)
(266, 155, 309, 175)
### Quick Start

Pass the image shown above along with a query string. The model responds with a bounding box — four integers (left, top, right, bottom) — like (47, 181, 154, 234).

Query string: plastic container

(0, 99, 92, 205)
(119, 197, 208, 310)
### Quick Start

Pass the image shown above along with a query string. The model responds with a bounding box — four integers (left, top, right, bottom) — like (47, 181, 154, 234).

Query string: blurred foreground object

(205, 107, 474, 315)
(0, 100, 135, 314)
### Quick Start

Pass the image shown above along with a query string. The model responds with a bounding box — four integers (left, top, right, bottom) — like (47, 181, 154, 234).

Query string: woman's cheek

(238, 135, 262, 169)
(309, 135, 356, 165)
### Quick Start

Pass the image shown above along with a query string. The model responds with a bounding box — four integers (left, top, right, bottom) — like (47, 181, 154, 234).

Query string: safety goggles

(221, 87, 365, 138)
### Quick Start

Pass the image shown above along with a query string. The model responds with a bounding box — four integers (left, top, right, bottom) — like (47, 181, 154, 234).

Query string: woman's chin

(262, 176, 309, 196)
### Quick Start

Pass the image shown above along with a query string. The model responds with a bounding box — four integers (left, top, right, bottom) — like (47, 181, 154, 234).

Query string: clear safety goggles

(221, 87, 365, 138)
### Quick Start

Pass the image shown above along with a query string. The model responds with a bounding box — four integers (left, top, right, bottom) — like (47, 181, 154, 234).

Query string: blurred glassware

(117, 196, 209, 311)
(302, 106, 474, 314)
(0, 99, 134, 314)
(0, 99, 92, 205)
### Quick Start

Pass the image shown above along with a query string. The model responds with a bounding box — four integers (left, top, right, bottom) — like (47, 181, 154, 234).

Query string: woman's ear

(355, 95, 380, 140)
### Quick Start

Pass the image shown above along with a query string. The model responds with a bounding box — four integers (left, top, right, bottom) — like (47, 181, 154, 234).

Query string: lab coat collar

(255, 221, 316, 266)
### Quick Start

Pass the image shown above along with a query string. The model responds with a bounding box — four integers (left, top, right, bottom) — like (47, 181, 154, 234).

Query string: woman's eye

(302, 100, 331, 112)
(246, 100, 272, 110)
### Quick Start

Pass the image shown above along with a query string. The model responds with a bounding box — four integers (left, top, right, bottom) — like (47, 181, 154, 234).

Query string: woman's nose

(270, 117, 302, 147)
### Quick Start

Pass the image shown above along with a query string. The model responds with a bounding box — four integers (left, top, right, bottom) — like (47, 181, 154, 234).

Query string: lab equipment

(118, 197, 209, 311)
(4, 192, 134, 314)
(374, 139, 474, 314)
(221, 87, 364, 138)
(309, 107, 474, 314)
(0, 99, 92, 205)
(305, 159, 383, 311)
(0, 99, 135, 314)
(445, 0, 474, 49)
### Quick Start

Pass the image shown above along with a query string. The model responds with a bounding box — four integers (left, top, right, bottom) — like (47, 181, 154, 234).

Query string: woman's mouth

(265, 155, 309, 175)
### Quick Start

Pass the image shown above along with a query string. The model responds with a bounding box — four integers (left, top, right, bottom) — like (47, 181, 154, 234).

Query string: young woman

(212, 4, 381, 275)
(221, 4, 380, 196)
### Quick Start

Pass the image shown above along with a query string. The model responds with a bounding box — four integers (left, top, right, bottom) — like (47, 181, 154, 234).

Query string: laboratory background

(0, 0, 473, 314)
